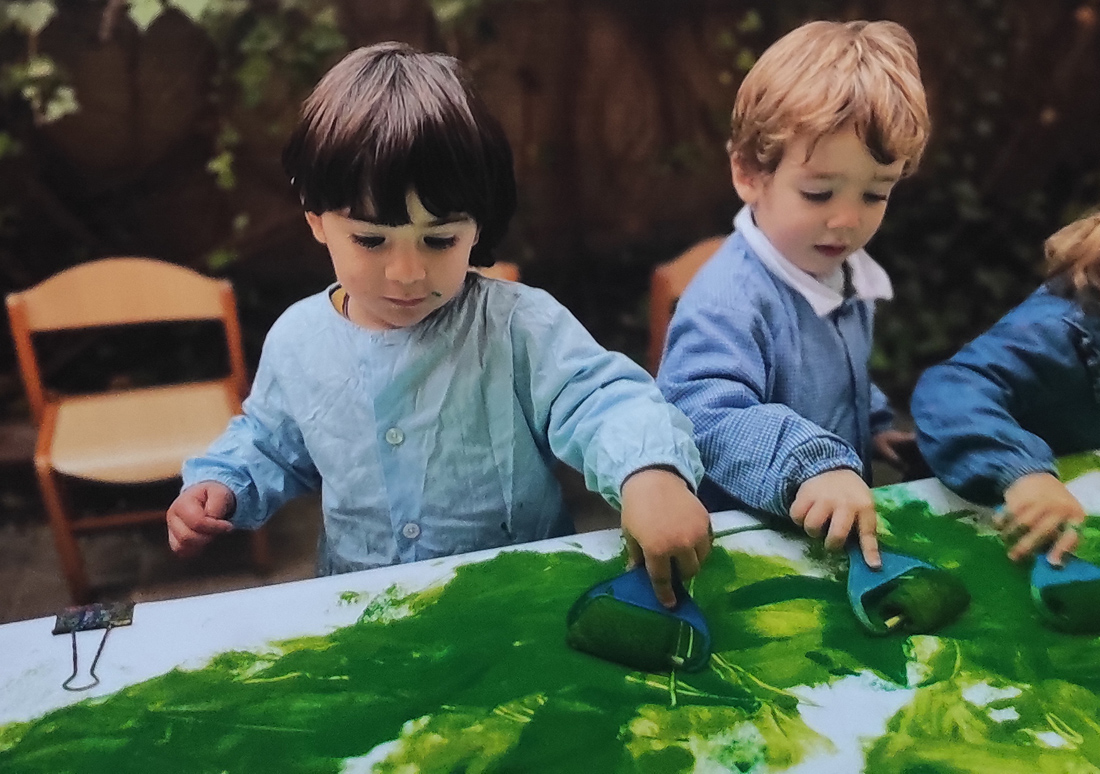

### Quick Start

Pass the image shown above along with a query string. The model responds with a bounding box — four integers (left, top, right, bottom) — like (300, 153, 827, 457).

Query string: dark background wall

(2, 0, 1099, 416)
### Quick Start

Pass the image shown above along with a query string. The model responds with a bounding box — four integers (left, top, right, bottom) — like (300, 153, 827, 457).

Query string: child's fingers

(623, 533, 644, 570)
(169, 494, 210, 529)
(166, 515, 213, 557)
(673, 547, 701, 581)
(790, 495, 811, 527)
(856, 509, 881, 569)
(643, 557, 678, 609)
(1046, 522, 1082, 566)
(1007, 513, 1065, 561)
(823, 506, 853, 552)
(875, 438, 902, 466)
(694, 525, 713, 566)
(203, 485, 236, 520)
(192, 516, 234, 536)
(800, 501, 833, 539)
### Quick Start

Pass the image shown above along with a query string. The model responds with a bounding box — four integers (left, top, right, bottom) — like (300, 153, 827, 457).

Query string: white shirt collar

(733, 206, 893, 316)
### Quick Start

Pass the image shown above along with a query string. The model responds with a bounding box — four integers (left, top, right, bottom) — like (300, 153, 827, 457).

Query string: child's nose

(386, 245, 427, 284)
(826, 204, 861, 231)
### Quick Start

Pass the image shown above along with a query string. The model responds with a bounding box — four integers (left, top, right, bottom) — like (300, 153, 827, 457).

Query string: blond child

(658, 21, 931, 567)
(912, 212, 1100, 566)
(166, 42, 712, 605)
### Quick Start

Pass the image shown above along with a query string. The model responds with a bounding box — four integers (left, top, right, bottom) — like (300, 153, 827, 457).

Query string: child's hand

(166, 481, 236, 558)
(872, 429, 916, 468)
(1000, 472, 1085, 565)
(620, 468, 712, 608)
(791, 469, 881, 568)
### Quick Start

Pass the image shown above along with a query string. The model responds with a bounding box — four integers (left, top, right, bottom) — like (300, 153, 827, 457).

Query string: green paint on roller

(565, 595, 689, 673)
(862, 567, 972, 635)
(1035, 578, 1100, 634)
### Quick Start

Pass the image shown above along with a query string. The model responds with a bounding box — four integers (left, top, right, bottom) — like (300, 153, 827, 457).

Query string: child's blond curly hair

(1046, 210, 1100, 296)
(729, 20, 930, 177)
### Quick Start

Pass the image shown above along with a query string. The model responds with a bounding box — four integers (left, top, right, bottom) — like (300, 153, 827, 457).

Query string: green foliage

(1, 0, 55, 35)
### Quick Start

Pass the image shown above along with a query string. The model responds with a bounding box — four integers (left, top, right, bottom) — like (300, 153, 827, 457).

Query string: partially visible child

(166, 42, 712, 606)
(657, 21, 931, 567)
(912, 211, 1100, 565)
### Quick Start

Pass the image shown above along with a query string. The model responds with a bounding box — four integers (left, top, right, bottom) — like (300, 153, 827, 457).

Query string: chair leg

(34, 463, 91, 604)
(249, 526, 272, 574)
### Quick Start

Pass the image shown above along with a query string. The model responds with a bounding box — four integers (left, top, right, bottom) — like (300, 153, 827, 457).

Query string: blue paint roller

(565, 566, 711, 672)
(1031, 554, 1100, 634)
(846, 544, 970, 635)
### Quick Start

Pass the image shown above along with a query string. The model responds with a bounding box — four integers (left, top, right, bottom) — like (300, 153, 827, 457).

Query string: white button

(401, 523, 421, 540)
(385, 427, 405, 446)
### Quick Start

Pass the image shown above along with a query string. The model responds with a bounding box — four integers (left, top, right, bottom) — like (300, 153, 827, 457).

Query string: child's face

(305, 191, 479, 330)
(731, 126, 906, 277)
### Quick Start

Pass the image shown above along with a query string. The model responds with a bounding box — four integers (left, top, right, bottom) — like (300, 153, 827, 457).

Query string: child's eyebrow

(803, 172, 901, 184)
(353, 214, 472, 227)
(423, 214, 473, 226)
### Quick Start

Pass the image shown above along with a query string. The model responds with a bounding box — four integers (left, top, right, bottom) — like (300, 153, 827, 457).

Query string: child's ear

(304, 212, 328, 245)
(729, 154, 763, 205)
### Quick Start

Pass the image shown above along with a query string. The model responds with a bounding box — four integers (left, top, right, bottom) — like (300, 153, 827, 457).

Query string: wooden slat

(16, 257, 226, 331)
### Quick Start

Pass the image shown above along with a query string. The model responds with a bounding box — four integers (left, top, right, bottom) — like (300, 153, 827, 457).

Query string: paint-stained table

(3, 463, 1100, 773)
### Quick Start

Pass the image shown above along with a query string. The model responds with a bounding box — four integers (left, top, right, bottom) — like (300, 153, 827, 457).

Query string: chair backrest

(647, 236, 726, 375)
(6, 257, 248, 426)
(473, 262, 521, 282)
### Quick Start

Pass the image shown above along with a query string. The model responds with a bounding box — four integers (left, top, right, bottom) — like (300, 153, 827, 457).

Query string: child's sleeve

(911, 313, 1069, 506)
(657, 301, 861, 517)
(181, 338, 321, 529)
(509, 290, 703, 510)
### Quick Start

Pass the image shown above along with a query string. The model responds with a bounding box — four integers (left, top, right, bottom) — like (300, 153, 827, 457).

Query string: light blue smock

(183, 273, 703, 576)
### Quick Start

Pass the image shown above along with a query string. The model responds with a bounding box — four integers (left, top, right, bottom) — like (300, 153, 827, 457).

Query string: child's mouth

(386, 297, 427, 308)
(814, 244, 847, 258)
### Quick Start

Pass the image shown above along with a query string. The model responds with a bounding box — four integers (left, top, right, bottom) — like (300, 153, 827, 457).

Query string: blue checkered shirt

(657, 231, 893, 517)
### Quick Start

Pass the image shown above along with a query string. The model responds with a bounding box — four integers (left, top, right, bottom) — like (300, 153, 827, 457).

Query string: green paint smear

(1056, 451, 1100, 483)
(3, 497, 1100, 772)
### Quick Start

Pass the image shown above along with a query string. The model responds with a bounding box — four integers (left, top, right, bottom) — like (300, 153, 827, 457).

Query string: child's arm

(659, 301, 882, 565)
(173, 336, 321, 548)
(911, 298, 1088, 562)
(659, 302, 864, 513)
(911, 310, 1070, 505)
(509, 290, 710, 599)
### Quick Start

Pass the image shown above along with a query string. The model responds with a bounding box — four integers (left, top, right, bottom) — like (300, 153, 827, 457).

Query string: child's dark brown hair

(282, 42, 517, 266)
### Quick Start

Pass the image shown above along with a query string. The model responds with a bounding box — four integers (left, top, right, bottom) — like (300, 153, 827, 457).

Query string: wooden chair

(6, 257, 270, 603)
(473, 261, 521, 282)
(647, 235, 726, 374)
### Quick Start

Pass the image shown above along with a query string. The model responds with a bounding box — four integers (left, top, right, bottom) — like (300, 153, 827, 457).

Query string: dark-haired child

(165, 42, 711, 605)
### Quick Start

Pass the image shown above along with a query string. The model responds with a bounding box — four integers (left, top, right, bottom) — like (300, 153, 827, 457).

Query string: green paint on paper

(3, 495, 1100, 772)
(1056, 450, 1100, 483)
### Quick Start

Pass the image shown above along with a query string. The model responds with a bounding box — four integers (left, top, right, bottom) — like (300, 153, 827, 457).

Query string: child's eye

(800, 191, 832, 203)
(352, 234, 385, 249)
(424, 235, 458, 250)
(863, 192, 890, 204)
